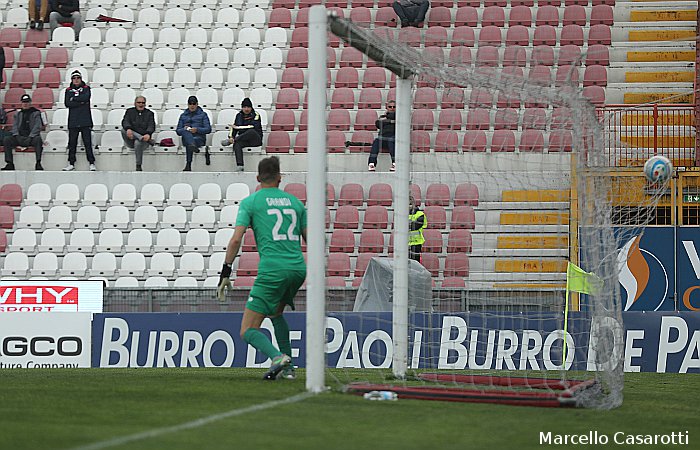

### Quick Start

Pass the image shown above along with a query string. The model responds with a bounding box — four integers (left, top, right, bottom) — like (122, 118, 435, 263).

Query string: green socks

(243, 328, 282, 360)
(271, 315, 292, 359)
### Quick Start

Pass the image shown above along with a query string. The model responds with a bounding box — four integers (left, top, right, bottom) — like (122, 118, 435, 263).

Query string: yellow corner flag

(566, 262, 603, 295)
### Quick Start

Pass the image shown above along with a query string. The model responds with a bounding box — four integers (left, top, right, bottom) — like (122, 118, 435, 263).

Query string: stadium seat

(447, 229, 473, 253)
(190, 205, 216, 229)
(367, 183, 393, 207)
(96, 229, 124, 253)
(276, 88, 300, 110)
(494, 108, 519, 130)
(9, 229, 37, 252)
(38, 229, 65, 253)
(329, 229, 355, 253)
(31, 252, 59, 277)
(363, 205, 389, 229)
(522, 108, 547, 130)
(1, 252, 29, 277)
(420, 253, 440, 277)
(491, 130, 516, 152)
(520, 130, 545, 152)
(533, 25, 556, 46)
(26, 183, 51, 207)
(482, 6, 505, 27)
(334, 205, 360, 229)
(236, 253, 259, 277)
(357, 88, 382, 109)
(466, 108, 490, 130)
(584, 65, 608, 87)
(421, 229, 443, 253)
(450, 205, 477, 229)
(330, 88, 355, 110)
(549, 130, 573, 152)
(411, 110, 435, 131)
(167, 183, 194, 207)
(444, 254, 469, 277)
(375, 7, 398, 27)
(434, 131, 459, 152)
(354, 253, 377, 278)
(3, 88, 26, 109)
(284, 183, 307, 204)
(0, 206, 14, 229)
(478, 26, 501, 46)
(528, 65, 552, 87)
(162, 205, 188, 229)
(54, 183, 80, 207)
(502, 45, 526, 67)
(426, 184, 451, 207)
(74, 205, 101, 230)
(327, 253, 350, 277)
(154, 229, 181, 253)
(424, 206, 447, 229)
(462, 130, 487, 152)
(46, 205, 73, 229)
(125, 229, 152, 253)
(266, 131, 291, 153)
(338, 183, 364, 206)
(454, 7, 478, 27)
(553, 107, 575, 131)
(591, 5, 614, 26)
(555, 65, 580, 87)
(441, 277, 466, 288)
(17, 47, 41, 68)
(560, 24, 584, 46)
(358, 229, 384, 253)
(132, 205, 159, 229)
(327, 110, 351, 131)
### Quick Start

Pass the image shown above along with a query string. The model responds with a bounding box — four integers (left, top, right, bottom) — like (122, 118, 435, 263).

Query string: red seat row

(0, 28, 49, 49)
(330, 228, 473, 253)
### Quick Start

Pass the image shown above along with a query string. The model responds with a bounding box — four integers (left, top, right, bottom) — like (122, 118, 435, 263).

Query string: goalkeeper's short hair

(258, 156, 281, 183)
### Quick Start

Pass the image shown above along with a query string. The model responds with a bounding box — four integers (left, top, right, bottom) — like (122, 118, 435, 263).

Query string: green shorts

(246, 269, 306, 316)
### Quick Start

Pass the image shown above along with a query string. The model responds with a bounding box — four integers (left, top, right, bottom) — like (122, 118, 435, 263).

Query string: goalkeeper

(217, 156, 307, 380)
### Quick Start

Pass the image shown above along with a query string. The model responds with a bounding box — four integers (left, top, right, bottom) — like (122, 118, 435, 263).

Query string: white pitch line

(71, 391, 314, 450)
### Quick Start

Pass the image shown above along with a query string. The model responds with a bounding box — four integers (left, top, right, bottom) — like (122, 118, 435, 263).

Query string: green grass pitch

(1, 369, 697, 450)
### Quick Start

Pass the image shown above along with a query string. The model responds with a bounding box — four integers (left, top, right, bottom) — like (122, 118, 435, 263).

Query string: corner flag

(563, 262, 603, 367)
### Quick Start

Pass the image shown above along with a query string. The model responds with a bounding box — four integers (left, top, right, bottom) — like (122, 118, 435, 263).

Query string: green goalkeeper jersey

(235, 187, 307, 272)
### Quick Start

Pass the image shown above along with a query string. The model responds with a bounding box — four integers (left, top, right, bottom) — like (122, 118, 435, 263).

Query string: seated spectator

(49, 0, 82, 40)
(220, 97, 263, 172)
(393, 0, 430, 27)
(29, 0, 50, 30)
(176, 96, 212, 172)
(2, 94, 44, 171)
(122, 96, 156, 172)
(368, 100, 396, 172)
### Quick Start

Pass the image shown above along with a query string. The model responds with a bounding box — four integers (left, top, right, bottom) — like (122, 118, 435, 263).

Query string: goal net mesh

(318, 13, 668, 409)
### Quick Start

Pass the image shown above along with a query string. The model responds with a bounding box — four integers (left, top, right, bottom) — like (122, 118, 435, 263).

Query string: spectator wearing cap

(121, 95, 156, 172)
(220, 97, 263, 172)
(49, 0, 82, 40)
(176, 95, 212, 172)
(63, 70, 96, 171)
(2, 94, 44, 171)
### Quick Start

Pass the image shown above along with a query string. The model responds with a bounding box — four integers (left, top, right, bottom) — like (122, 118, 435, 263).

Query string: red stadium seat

(428, 6, 452, 27)
(272, 0, 296, 8)
(462, 130, 487, 152)
(503, 45, 527, 67)
(0, 229, 6, 252)
(484, 0, 506, 5)
(482, 6, 505, 27)
(414, 87, 438, 109)
(327, 130, 346, 154)
(284, 182, 307, 204)
(0, 184, 22, 206)
(586, 44, 610, 66)
(549, 130, 573, 152)
(348, 7, 371, 27)
(588, 24, 612, 45)
(551, 108, 574, 130)
(455, 7, 478, 27)
(412, 110, 435, 131)
(330, 88, 355, 109)
(327, 183, 336, 206)
(426, 183, 450, 206)
(494, 108, 519, 130)
(362, 67, 387, 88)
(327, 253, 351, 276)
(563, 5, 587, 26)
(469, 88, 493, 108)
(522, 108, 547, 130)
(435, 131, 459, 152)
(398, 28, 421, 47)
(339, 47, 363, 68)
(292, 130, 308, 153)
(349, 130, 374, 151)
(334, 205, 360, 229)
(450, 206, 476, 229)
(335, 67, 359, 88)
(558, 45, 582, 66)
(424, 206, 447, 229)
(270, 110, 296, 131)
(280, 67, 304, 89)
(422, 229, 443, 253)
(591, 5, 614, 26)
(535, 6, 559, 26)
(411, 130, 431, 153)
(266, 131, 291, 153)
(0, 205, 14, 229)
(420, 253, 440, 277)
(329, 229, 355, 253)
(451, 26, 475, 47)
(444, 254, 469, 277)
(32, 87, 55, 109)
(560, 25, 584, 46)
(478, 26, 502, 46)
(269, 8, 291, 27)
(237, 253, 260, 276)
(584, 65, 608, 87)
(367, 183, 393, 207)
(275, 88, 299, 109)
(510, 0, 534, 5)
(295, 7, 311, 27)
(410, 184, 422, 207)
(509, 5, 532, 26)
(447, 229, 473, 253)
(44, 47, 69, 68)
(528, 65, 552, 87)
(290, 27, 309, 48)
(242, 229, 257, 252)
(593, 0, 615, 5)
(437, 109, 462, 130)
(339, 183, 364, 206)
(24, 29, 48, 48)
(425, 26, 447, 47)
(475, 46, 499, 67)
(532, 45, 555, 66)
(372, 26, 395, 42)
(582, 86, 606, 105)
(441, 277, 466, 288)
(441, 88, 465, 109)
(375, 7, 398, 27)
(3, 88, 26, 109)
(286, 48, 308, 68)
(10, 68, 34, 89)
(354, 109, 378, 131)
(233, 277, 256, 287)
(363, 205, 389, 229)
(328, 110, 351, 131)
(358, 88, 382, 109)
(564, 0, 588, 6)
(539, 0, 562, 5)
(466, 108, 490, 130)
(555, 65, 580, 86)
(505, 26, 530, 46)
(359, 229, 384, 253)
(533, 25, 556, 46)
(17, 47, 41, 68)
(491, 130, 516, 152)
(0, 28, 22, 48)
(454, 183, 479, 206)
(520, 129, 545, 152)
(355, 253, 378, 278)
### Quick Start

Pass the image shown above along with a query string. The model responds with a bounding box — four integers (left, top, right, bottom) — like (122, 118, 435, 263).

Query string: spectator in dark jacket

(220, 97, 263, 172)
(2, 94, 44, 171)
(63, 70, 96, 171)
(176, 95, 212, 172)
(122, 95, 156, 172)
(49, 0, 82, 40)
(0, 45, 5, 85)
(393, 0, 430, 27)
(368, 100, 396, 172)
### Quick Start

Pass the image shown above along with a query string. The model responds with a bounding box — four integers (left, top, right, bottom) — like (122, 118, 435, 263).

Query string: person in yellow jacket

(408, 194, 427, 262)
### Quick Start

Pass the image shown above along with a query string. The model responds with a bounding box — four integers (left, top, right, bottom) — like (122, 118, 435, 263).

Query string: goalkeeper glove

(217, 263, 233, 302)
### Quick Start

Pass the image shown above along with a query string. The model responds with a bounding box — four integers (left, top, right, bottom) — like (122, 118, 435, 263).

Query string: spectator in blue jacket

(220, 97, 263, 172)
(176, 95, 212, 172)
(64, 70, 96, 171)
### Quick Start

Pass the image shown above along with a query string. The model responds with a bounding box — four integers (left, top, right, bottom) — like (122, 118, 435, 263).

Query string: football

(643, 155, 673, 183)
